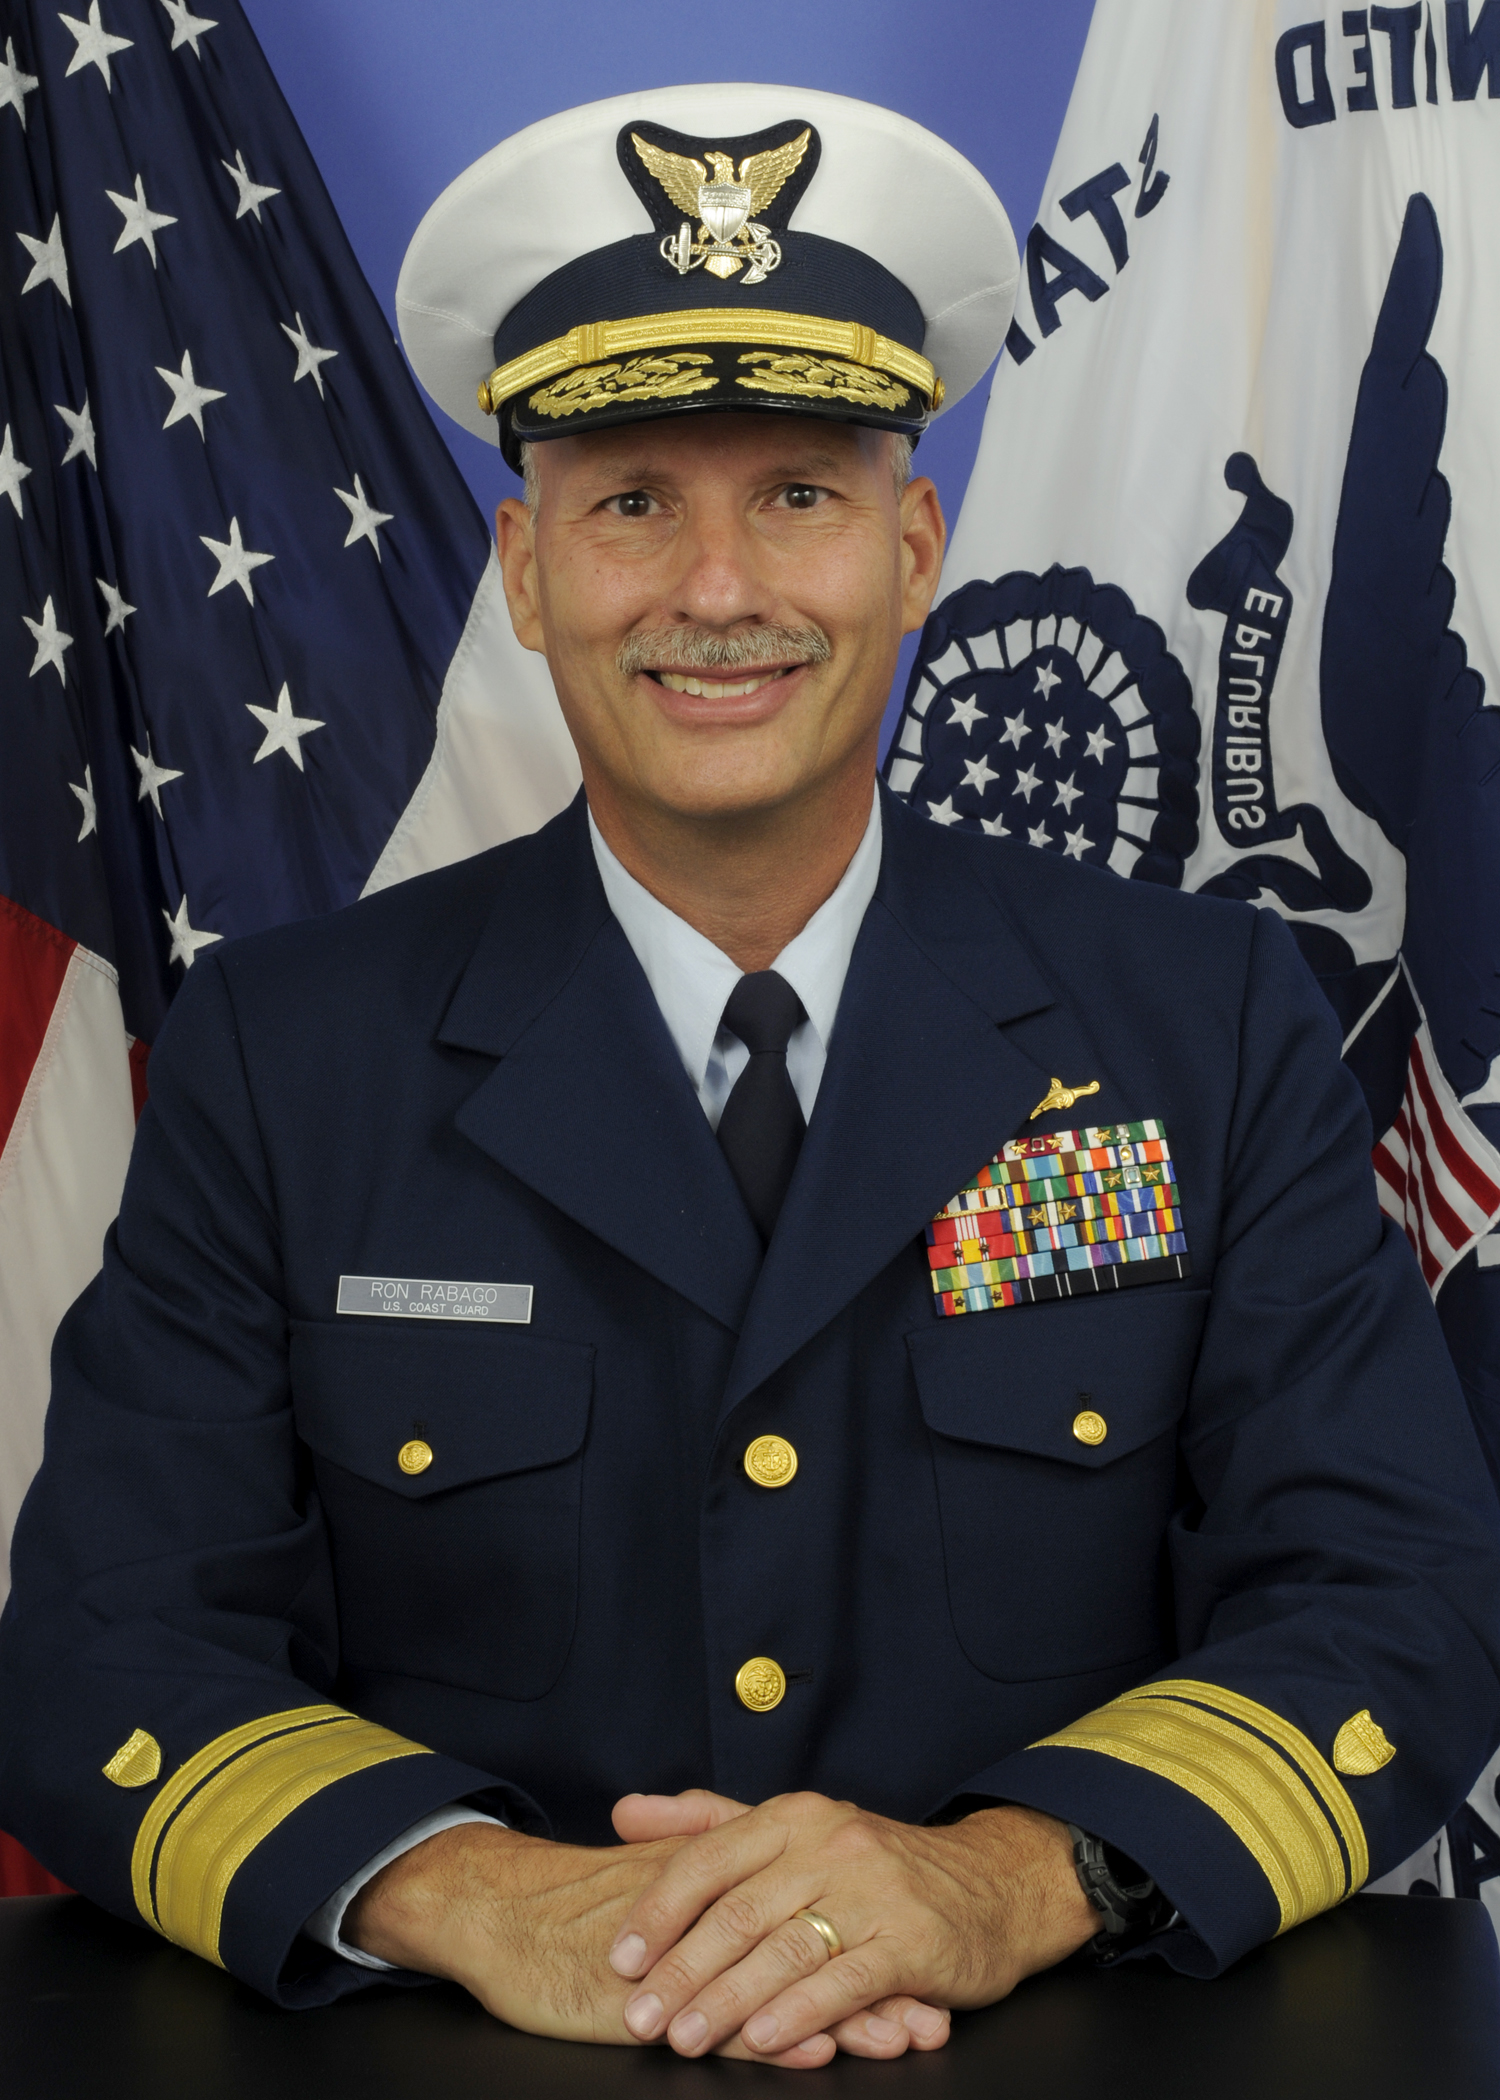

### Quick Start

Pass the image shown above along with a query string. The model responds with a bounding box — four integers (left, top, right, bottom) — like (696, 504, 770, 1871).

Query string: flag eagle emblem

(632, 128, 811, 283)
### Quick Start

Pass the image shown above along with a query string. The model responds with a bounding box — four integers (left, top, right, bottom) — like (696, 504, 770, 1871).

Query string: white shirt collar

(588, 792, 882, 1099)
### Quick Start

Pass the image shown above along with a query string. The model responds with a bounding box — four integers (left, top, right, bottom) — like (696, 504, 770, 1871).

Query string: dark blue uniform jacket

(3, 786, 1499, 2003)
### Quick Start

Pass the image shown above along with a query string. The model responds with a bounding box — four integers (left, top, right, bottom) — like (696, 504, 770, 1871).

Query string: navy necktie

(717, 970, 807, 1242)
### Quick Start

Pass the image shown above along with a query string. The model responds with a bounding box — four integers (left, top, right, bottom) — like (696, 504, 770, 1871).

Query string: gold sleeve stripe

(1144, 1678, 1368, 1890)
(1032, 1679, 1368, 1934)
(130, 1705, 430, 1966)
(480, 308, 939, 415)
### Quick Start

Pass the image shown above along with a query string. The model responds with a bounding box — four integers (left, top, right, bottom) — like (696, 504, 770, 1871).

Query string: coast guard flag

(0, 0, 578, 1632)
(887, 0, 1500, 1937)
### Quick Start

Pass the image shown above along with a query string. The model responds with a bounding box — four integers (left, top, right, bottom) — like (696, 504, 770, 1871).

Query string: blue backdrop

(238, 0, 1096, 728)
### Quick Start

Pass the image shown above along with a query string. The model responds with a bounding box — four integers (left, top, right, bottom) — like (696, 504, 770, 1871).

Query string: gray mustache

(617, 624, 832, 677)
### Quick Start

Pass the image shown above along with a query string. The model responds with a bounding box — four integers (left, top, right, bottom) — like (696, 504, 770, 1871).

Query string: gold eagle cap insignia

(632, 129, 811, 283)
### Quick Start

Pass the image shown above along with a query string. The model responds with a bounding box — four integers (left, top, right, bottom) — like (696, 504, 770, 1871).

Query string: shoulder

(881, 785, 1264, 985)
(160, 802, 586, 1054)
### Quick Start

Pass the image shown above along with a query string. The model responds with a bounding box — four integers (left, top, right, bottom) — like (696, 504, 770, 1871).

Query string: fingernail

(610, 1933, 648, 1977)
(745, 2012, 780, 2049)
(906, 2005, 946, 2040)
(624, 1992, 664, 2039)
(670, 2010, 709, 2051)
(865, 2015, 902, 2043)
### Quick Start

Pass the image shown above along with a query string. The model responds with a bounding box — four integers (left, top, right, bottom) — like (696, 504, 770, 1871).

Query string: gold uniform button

(735, 1657, 787, 1713)
(744, 1435, 798, 1489)
(398, 1439, 433, 1476)
(1072, 1410, 1108, 1447)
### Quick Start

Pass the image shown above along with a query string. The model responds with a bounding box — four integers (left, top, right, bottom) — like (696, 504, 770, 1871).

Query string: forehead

(531, 413, 886, 492)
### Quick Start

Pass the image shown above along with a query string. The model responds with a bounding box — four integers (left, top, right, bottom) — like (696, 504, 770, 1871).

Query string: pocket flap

(290, 1322, 594, 1499)
(907, 1288, 1209, 1468)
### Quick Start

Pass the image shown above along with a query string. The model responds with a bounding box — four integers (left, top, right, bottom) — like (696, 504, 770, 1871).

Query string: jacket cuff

(939, 1677, 1369, 1975)
(124, 1702, 539, 2005)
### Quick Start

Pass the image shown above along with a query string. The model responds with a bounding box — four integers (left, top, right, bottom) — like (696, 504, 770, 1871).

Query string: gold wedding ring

(793, 1908, 843, 1959)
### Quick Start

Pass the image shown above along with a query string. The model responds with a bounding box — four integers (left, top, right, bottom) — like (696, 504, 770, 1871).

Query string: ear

(897, 475, 946, 637)
(496, 497, 546, 655)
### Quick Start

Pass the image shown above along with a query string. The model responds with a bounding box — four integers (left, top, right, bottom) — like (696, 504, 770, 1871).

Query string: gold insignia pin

(633, 129, 811, 284)
(1029, 1078, 1101, 1122)
(1332, 1709, 1396, 1775)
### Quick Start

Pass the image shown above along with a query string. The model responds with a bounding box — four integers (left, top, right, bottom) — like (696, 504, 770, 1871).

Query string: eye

(604, 489, 661, 518)
(776, 483, 827, 510)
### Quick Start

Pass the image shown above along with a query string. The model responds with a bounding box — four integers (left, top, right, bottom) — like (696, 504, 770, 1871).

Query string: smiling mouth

(649, 667, 798, 700)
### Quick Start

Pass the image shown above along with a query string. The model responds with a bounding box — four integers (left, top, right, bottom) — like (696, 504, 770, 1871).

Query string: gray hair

(518, 428, 913, 521)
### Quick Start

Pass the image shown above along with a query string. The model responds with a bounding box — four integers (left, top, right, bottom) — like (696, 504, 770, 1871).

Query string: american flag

(0, 0, 576, 1657)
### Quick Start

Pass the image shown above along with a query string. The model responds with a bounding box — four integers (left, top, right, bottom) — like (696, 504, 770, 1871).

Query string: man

(3, 83, 1500, 2073)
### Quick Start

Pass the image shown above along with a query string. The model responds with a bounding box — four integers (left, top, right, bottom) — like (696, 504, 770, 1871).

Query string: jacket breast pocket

(906, 1289, 1209, 1683)
(290, 1322, 594, 1702)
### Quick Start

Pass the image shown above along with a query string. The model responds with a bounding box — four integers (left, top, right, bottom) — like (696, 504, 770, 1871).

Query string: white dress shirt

(305, 791, 883, 1968)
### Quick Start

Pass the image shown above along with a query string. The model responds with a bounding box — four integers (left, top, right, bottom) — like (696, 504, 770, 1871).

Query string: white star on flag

(1043, 717, 1070, 756)
(1013, 765, 1042, 802)
(18, 215, 71, 304)
(980, 814, 1011, 837)
(23, 596, 72, 682)
(221, 147, 279, 220)
(946, 693, 987, 736)
(1, 36, 39, 125)
(107, 174, 177, 266)
(68, 765, 97, 841)
(961, 753, 998, 795)
(281, 312, 337, 396)
(54, 396, 96, 467)
(60, 3, 133, 88)
(201, 517, 274, 603)
(1027, 822, 1053, 850)
(96, 576, 135, 633)
(163, 895, 222, 969)
(1083, 725, 1115, 764)
(1052, 773, 1083, 814)
(131, 739, 183, 817)
(334, 474, 394, 556)
(161, 0, 218, 55)
(1033, 661, 1062, 700)
(999, 710, 1031, 749)
(926, 796, 962, 826)
(1062, 825, 1093, 862)
(0, 424, 32, 516)
(247, 683, 325, 770)
(156, 348, 225, 437)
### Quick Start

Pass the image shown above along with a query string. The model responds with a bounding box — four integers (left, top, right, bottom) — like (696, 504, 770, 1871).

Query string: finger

(608, 1792, 755, 1979)
(624, 1869, 843, 2039)
(716, 2030, 837, 2070)
(612, 1806, 794, 1974)
(611, 1789, 750, 1843)
(738, 1940, 916, 2060)
(640, 1913, 832, 2055)
(829, 1996, 950, 2057)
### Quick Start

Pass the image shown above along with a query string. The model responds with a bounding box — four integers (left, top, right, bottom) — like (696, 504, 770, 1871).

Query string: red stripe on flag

(0, 894, 76, 1154)
(1404, 1097, 1467, 1268)
(1410, 1038, 1500, 1213)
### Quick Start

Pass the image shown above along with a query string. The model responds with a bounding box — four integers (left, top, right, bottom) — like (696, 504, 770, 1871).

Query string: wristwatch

(1066, 1824, 1179, 1960)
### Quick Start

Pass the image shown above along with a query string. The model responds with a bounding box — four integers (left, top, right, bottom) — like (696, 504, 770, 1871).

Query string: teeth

(656, 669, 786, 698)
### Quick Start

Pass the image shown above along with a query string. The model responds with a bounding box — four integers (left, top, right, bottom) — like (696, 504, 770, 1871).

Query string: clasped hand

(347, 1786, 1095, 2070)
(608, 1788, 1094, 2066)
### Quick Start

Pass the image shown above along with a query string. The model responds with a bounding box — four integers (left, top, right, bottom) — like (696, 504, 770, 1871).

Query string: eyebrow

(577, 450, 852, 492)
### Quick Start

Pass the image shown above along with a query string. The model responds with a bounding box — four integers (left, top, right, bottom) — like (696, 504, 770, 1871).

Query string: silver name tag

(336, 1275, 533, 1323)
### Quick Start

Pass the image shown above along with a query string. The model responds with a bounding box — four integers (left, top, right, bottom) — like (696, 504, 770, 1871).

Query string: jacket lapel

(439, 799, 761, 1334)
(721, 792, 1066, 1415)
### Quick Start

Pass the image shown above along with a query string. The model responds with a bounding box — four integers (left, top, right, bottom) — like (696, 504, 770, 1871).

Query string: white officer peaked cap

(397, 83, 1019, 465)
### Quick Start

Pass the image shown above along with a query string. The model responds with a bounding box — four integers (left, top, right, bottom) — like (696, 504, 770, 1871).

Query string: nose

(666, 493, 771, 633)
